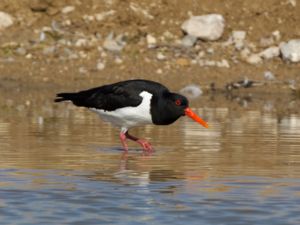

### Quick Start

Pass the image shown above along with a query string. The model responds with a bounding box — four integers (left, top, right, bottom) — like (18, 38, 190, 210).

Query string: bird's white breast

(90, 91, 153, 129)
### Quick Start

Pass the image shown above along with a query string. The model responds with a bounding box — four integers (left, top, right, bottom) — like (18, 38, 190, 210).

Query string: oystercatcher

(55, 79, 208, 151)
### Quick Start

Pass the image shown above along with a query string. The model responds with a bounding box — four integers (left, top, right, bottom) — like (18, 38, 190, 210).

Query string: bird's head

(169, 93, 208, 128)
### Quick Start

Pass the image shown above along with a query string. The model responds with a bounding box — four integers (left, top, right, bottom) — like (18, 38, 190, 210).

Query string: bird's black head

(151, 92, 189, 125)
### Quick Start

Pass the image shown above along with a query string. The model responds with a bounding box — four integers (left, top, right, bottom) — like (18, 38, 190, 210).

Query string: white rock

(246, 54, 262, 64)
(156, 52, 166, 61)
(0, 11, 14, 30)
(181, 14, 225, 41)
(75, 38, 88, 47)
(280, 39, 300, 62)
(103, 32, 126, 52)
(181, 35, 197, 47)
(146, 34, 157, 48)
(61, 6, 75, 14)
(96, 61, 106, 70)
(156, 69, 163, 74)
(259, 46, 280, 59)
(272, 30, 281, 41)
(232, 30, 247, 50)
(95, 10, 116, 21)
(180, 85, 203, 99)
(216, 59, 230, 68)
(264, 71, 275, 80)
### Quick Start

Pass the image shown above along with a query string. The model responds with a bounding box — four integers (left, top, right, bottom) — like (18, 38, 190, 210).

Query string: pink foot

(136, 139, 153, 152)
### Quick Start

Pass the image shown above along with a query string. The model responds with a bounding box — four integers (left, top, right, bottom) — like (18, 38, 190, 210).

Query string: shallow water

(1, 103, 300, 224)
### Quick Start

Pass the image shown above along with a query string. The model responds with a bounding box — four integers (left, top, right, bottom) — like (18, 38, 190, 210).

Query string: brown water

(1, 99, 300, 224)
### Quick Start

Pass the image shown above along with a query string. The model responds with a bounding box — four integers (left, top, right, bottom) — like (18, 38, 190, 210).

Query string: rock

(259, 46, 280, 59)
(272, 30, 281, 41)
(95, 10, 116, 21)
(176, 58, 190, 66)
(43, 46, 56, 55)
(156, 69, 163, 74)
(259, 36, 274, 47)
(75, 38, 88, 47)
(96, 61, 106, 71)
(0, 12, 14, 30)
(103, 32, 126, 52)
(15, 47, 27, 56)
(146, 34, 157, 48)
(232, 30, 246, 49)
(30, 0, 49, 12)
(181, 35, 197, 47)
(216, 59, 230, 68)
(181, 14, 225, 41)
(156, 52, 166, 61)
(280, 39, 300, 62)
(264, 71, 275, 80)
(180, 85, 203, 99)
(61, 6, 75, 14)
(246, 54, 262, 64)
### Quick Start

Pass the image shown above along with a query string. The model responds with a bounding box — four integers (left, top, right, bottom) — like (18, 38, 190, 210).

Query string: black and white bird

(55, 79, 208, 151)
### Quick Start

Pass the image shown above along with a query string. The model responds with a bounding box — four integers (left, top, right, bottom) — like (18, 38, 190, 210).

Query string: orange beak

(184, 107, 209, 128)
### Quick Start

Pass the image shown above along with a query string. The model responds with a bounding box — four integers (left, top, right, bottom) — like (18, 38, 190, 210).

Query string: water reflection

(1, 98, 300, 224)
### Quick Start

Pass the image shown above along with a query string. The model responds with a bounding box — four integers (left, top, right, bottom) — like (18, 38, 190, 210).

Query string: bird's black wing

(55, 80, 168, 111)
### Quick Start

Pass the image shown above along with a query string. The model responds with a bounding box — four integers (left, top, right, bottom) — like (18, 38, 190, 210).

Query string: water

(1, 102, 300, 224)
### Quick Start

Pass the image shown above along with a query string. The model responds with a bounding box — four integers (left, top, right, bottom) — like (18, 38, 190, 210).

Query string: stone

(180, 85, 203, 99)
(103, 32, 126, 52)
(181, 35, 197, 47)
(61, 6, 75, 14)
(96, 61, 106, 70)
(216, 59, 230, 68)
(156, 52, 166, 61)
(232, 30, 247, 50)
(259, 46, 280, 59)
(264, 71, 275, 80)
(146, 34, 157, 48)
(246, 54, 262, 64)
(176, 58, 190, 66)
(95, 10, 115, 21)
(280, 39, 300, 63)
(181, 14, 225, 41)
(0, 12, 14, 30)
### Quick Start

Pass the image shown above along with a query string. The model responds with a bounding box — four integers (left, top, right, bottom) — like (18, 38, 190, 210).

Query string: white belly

(90, 91, 153, 130)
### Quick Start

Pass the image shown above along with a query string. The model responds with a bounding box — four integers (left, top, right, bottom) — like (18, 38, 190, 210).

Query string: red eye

(175, 99, 181, 106)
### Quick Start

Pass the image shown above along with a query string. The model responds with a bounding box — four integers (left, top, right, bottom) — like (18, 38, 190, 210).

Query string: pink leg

(125, 132, 153, 152)
(119, 132, 129, 152)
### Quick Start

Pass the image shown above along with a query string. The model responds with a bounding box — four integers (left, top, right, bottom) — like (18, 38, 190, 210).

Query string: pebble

(43, 46, 56, 55)
(264, 71, 276, 80)
(156, 52, 166, 61)
(179, 85, 203, 99)
(95, 10, 116, 21)
(259, 46, 280, 60)
(115, 57, 123, 64)
(246, 54, 262, 64)
(232, 30, 247, 50)
(0, 11, 14, 30)
(61, 6, 75, 14)
(103, 32, 126, 52)
(176, 58, 190, 67)
(15, 47, 27, 56)
(216, 59, 230, 68)
(181, 14, 225, 41)
(96, 61, 106, 70)
(280, 39, 300, 63)
(75, 38, 88, 47)
(181, 35, 197, 47)
(146, 34, 157, 48)
(156, 69, 163, 74)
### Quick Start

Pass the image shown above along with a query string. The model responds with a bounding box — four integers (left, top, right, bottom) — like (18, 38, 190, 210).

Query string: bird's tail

(54, 92, 77, 103)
